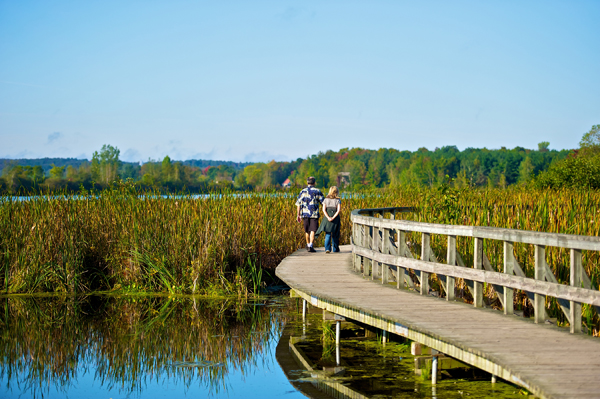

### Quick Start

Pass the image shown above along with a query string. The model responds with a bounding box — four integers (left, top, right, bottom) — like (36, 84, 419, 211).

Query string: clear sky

(1, 1, 598, 162)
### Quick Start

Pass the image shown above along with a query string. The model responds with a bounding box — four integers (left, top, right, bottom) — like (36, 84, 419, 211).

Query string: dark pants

(303, 218, 319, 233)
(324, 232, 340, 252)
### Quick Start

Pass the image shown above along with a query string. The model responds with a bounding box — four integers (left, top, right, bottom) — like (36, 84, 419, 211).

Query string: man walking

(296, 176, 324, 252)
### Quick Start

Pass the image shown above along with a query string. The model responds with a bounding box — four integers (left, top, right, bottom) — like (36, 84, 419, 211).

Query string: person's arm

(295, 193, 303, 222)
(325, 200, 340, 222)
(326, 204, 333, 222)
(331, 202, 341, 220)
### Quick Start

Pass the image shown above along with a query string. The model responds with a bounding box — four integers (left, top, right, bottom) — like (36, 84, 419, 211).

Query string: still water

(0, 295, 529, 398)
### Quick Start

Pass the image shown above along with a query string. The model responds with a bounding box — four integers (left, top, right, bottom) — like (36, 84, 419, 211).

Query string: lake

(0, 295, 527, 398)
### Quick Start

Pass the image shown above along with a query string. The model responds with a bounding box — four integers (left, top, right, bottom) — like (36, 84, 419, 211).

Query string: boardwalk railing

(351, 206, 600, 334)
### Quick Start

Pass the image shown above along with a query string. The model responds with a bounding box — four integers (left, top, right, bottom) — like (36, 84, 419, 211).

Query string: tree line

(1, 125, 598, 194)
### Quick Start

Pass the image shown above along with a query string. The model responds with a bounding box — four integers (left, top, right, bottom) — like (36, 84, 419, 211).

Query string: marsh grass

(1, 183, 599, 311)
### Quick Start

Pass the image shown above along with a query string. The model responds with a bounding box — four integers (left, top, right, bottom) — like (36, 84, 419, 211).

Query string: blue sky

(1, 1, 598, 162)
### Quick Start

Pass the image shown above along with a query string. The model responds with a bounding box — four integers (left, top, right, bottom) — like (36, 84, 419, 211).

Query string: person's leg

(325, 233, 332, 252)
(303, 218, 311, 250)
(333, 231, 340, 252)
(308, 219, 318, 252)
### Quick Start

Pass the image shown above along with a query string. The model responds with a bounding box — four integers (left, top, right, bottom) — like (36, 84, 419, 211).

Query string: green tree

(518, 157, 534, 183)
(536, 124, 600, 188)
(579, 124, 600, 156)
(537, 156, 600, 189)
(91, 144, 121, 184)
(538, 141, 550, 152)
(161, 155, 173, 182)
(49, 164, 65, 179)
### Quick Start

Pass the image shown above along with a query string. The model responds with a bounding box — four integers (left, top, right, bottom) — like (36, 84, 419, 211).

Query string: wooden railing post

(397, 230, 406, 289)
(352, 222, 358, 272)
(364, 217, 372, 277)
(420, 233, 430, 295)
(534, 245, 546, 324)
(382, 227, 390, 284)
(570, 249, 582, 333)
(362, 224, 370, 277)
(503, 241, 514, 316)
(354, 222, 362, 273)
(473, 238, 484, 308)
(372, 221, 379, 281)
(446, 235, 456, 301)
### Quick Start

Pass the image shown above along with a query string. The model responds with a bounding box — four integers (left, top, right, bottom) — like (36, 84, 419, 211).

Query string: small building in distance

(282, 178, 292, 188)
(337, 172, 350, 188)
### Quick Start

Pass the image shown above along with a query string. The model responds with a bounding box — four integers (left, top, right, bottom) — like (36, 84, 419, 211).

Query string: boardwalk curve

(276, 206, 600, 399)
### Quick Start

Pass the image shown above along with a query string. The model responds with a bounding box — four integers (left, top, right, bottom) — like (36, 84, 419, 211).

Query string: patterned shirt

(295, 186, 325, 219)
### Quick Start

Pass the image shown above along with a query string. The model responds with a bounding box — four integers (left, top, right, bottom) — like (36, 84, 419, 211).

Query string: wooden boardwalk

(276, 245, 600, 399)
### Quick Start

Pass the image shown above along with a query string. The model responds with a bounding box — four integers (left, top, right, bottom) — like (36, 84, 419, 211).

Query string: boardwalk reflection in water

(277, 303, 531, 399)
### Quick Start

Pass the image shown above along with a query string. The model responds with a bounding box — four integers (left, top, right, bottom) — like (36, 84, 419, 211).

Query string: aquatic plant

(1, 182, 599, 319)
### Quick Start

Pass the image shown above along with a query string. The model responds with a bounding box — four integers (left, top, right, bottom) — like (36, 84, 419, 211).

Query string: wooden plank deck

(276, 245, 600, 399)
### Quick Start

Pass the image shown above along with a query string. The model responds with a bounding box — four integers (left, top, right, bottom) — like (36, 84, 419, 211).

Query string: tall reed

(1, 183, 599, 301)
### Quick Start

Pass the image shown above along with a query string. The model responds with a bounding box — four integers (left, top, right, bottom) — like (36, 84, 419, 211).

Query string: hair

(307, 176, 316, 185)
(327, 186, 339, 199)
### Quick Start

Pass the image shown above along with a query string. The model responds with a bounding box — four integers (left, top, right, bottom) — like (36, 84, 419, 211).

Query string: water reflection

(278, 306, 530, 399)
(1, 295, 531, 398)
(0, 295, 291, 398)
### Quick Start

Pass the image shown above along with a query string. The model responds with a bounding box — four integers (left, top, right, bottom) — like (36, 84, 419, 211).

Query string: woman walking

(316, 186, 342, 253)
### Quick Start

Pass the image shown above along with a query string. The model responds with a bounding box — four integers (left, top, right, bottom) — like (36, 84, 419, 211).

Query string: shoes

(325, 250, 331, 253)
(308, 247, 316, 253)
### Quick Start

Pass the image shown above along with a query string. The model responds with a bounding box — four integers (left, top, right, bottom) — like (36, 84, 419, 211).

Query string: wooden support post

(352, 222, 358, 271)
(364, 224, 369, 271)
(363, 224, 371, 277)
(492, 375, 497, 384)
(446, 235, 456, 301)
(420, 233, 430, 295)
(570, 248, 582, 333)
(302, 299, 307, 321)
(397, 230, 406, 289)
(382, 329, 387, 346)
(336, 320, 341, 345)
(473, 238, 483, 308)
(358, 224, 363, 273)
(503, 241, 514, 316)
(372, 225, 379, 280)
(534, 245, 546, 324)
(431, 350, 438, 385)
(382, 228, 390, 284)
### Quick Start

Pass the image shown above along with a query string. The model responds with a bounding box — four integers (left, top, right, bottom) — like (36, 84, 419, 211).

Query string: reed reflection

(0, 295, 289, 398)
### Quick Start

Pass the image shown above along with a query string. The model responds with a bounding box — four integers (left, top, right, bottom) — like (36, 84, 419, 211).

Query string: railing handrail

(350, 205, 600, 334)
(350, 207, 600, 250)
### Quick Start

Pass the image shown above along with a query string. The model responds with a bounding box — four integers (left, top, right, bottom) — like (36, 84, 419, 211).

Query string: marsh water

(0, 295, 530, 398)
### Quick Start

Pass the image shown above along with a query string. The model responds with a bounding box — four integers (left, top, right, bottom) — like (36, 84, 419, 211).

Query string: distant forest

(2, 125, 599, 193)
